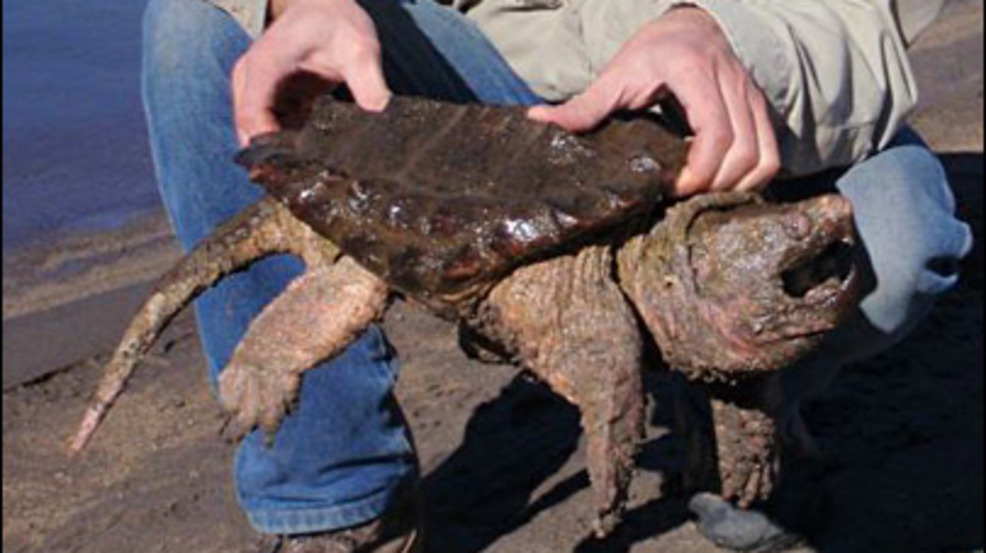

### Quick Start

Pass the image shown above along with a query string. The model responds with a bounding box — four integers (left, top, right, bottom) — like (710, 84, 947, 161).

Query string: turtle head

(619, 191, 861, 381)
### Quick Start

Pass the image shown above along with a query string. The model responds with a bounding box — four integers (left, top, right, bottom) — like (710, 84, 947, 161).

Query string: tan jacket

(208, 0, 946, 175)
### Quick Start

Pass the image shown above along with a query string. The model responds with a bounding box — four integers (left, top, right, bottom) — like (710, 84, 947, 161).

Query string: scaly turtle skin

(69, 97, 860, 538)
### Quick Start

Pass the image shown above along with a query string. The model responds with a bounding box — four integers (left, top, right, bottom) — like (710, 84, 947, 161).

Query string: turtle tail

(68, 197, 325, 454)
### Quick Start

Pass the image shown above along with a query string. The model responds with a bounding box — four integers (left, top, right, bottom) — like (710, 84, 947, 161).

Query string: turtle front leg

(219, 256, 389, 441)
(676, 375, 781, 508)
(710, 378, 781, 508)
(483, 246, 646, 538)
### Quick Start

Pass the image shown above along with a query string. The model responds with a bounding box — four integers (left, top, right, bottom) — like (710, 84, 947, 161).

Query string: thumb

(528, 73, 622, 132)
(232, 55, 288, 146)
(342, 52, 392, 112)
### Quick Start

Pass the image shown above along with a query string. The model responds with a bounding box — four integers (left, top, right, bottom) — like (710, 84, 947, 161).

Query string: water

(3, 0, 159, 252)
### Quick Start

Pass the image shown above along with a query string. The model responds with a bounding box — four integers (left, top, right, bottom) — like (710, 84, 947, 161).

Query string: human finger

(527, 71, 625, 133)
(670, 70, 733, 197)
(231, 60, 253, 146)
(339, 45, 391, 112)
(735, 86, 780, 191)
(709, 68, 760, 191)
(233, 48, 295, 146)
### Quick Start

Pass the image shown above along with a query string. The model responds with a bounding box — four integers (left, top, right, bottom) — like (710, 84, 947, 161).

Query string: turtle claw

(218, 361, 300, 443)
(213, 260, 389, 444)
(483, 247, 646, 537)
(723, 453, 774, 509)
(219, 413, 254, 445)
(711, 396, 779, 509)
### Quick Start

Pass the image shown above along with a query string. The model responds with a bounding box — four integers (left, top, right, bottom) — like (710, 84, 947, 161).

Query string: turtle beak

(768, 194, 861, 340)
(618, 191, 865, 380)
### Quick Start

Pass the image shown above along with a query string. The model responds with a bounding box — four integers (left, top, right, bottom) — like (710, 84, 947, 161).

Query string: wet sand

(3, 2, 983, 552)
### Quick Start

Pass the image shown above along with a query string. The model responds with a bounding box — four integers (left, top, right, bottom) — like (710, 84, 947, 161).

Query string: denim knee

(777, 134, 973, 414)
(142, 0, 255, 249)
(836, 131, 974, 339)
(143, 0, 242, 82)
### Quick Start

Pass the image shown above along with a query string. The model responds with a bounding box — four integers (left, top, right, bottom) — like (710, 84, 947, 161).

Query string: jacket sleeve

(209, 0, 269, 38)
(580, 0, 945, 176)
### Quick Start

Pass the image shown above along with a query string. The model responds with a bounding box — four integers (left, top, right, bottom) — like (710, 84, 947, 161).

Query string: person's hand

(528, 7, 779, 197)
(232, 0, 390, 146)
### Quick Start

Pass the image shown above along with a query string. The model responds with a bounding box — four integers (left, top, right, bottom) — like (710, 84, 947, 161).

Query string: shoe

(689, 493, 800, 553)
(263, 481, 424, 553)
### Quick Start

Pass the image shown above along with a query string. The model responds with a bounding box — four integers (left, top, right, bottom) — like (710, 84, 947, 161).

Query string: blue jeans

(141, 0, 972, 536)
(768, 128, 973, 421)
(142, 0, 539, 535)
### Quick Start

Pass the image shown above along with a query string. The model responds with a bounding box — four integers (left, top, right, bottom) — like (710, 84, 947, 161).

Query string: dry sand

(3, 2, 983, 552)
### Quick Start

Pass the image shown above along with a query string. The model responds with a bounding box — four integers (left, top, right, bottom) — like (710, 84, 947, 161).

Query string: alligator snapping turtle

(69, 97, 860, 536)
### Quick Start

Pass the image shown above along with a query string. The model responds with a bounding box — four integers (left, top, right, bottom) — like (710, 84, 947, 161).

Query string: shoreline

(2, 207, 179, 322)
